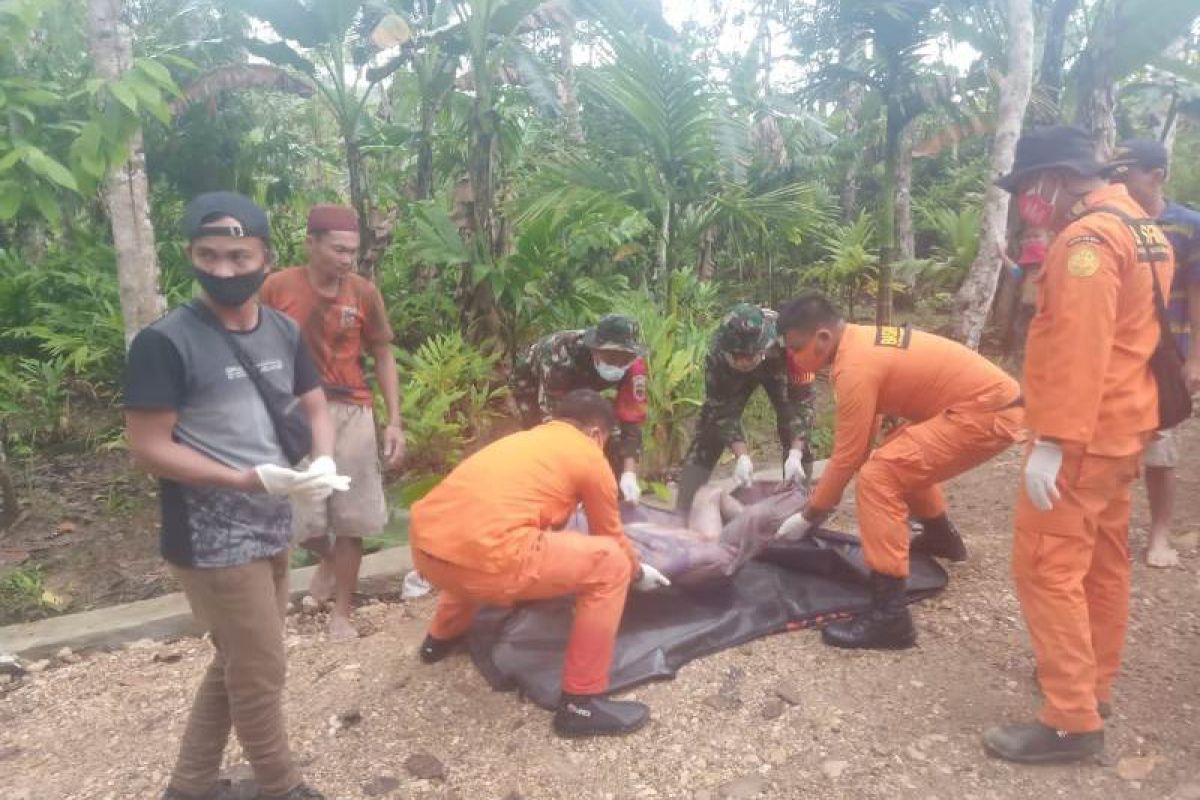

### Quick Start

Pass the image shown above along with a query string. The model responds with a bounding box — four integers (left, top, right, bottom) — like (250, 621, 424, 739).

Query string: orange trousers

(413, 529, 633, 696)
(856, 405, 1024, 577)
(1013, 445, 1140, 733)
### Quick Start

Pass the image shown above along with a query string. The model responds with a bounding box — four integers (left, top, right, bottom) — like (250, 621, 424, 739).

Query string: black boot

(553, 693, 650, 738)
(982, 721, 1104, 764)
(822, 572, 917, 650)
(418, 633, 462, 664)
(910, 514, 968, 562)
(674, 464, 713, 512)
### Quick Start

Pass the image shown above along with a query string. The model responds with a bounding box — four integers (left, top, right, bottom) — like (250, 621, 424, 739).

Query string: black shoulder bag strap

(1089, 205, 1177, 355)
(184, 300, 311, 463)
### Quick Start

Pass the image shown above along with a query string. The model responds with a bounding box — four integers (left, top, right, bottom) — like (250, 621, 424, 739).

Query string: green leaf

(0, 186, 21, 220)
(22, 147, 78, 192)
(240, 38, 318, 77)
(134, 58, 174, 88)
(31, 184, 60, 226)
(0, 146, 26, 173)
(109, 81, 138, 113)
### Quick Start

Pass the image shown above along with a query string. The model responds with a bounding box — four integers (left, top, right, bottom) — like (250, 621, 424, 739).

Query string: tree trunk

(345, 136, 377, 279)
(465, 64, 502, 345)
(86, 0, 166, 348)
(1073, 3, 1118, 159)
(416, 96, 435, 200)
(558, 14, 583, 143)
(876, 93, 902, 326)
(839, 85, 865, 221)
(1030, 0, 1080, 123)
(895, 125, 915, 262)
(954, 0, 1035, 349)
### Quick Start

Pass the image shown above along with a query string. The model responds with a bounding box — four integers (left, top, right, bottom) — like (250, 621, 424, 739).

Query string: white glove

(619, 471, 642, 504)
(1024, 440, 1063, 511)
(255, 460, 350, 502)
(734, 454, 755, 487)
(633, 563, 671, 591)
(783, 448, 804, 484)
(775, 507, 828, 540)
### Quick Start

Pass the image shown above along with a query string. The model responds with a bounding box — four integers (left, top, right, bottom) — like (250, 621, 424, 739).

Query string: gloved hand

(297, 455, 351, 502)
(255, 459, 350, 502)
(783, 448, 805, 484)
(633, 563, 671, 591)
(1024, 440, 1063, 511)
(775, 506, 829, 540)
(619, 471, 642, 504)
(734, 453, 755, 487)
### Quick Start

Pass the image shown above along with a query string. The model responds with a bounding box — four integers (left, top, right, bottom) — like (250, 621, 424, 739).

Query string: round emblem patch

(1067, 247, 1100, 278)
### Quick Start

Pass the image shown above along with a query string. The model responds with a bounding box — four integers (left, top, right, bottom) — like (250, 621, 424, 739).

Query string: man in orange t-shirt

(777, 293, 1023, 651)
(410, 390, 670, 738)
(982, 126, 1173, 764)
(260, 205, 405, 641)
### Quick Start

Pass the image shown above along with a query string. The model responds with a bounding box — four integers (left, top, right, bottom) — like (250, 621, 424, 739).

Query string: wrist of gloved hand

(783, 448, 804, 481)
(634, 563, 671, 591)
(619, 471, 641, 503)
(734, 453, 755, 486)
(1024, 439, 1063, 512)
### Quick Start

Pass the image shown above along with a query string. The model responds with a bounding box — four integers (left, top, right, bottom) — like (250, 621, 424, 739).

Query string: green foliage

(0, 565, 61, 624)
(397, 331, 508, 472)
(623, 272, 720, 476)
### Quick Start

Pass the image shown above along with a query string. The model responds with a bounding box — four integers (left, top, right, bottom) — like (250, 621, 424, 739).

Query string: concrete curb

(0, 546, 413, 660)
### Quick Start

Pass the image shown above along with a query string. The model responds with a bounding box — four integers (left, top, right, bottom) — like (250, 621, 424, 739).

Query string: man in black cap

(985, 126, 1174, 764)
(1105, 138, 1200, 568)
(509, 314, 650, 501)
(124, 191, 341, 799)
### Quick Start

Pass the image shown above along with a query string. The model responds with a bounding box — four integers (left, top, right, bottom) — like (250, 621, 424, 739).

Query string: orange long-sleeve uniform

(410, 420, 640, 695)
(810, 324, 1023, 577)
(1014, 184, 1173, 734)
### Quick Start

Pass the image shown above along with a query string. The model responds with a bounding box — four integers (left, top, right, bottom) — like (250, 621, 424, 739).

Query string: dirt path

(2, 435, 1198, 799)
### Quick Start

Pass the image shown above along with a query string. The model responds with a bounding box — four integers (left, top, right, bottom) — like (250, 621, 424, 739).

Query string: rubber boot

(910, 514, 968, 562)
(419, 633, 462, 664)
(674, 464, 713, 513)
(982, 722, 1104, 764)
(821, 572, 917, 650)
(553, 693, 650, 738)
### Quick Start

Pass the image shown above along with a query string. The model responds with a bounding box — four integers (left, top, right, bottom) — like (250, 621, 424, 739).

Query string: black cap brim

(995, 157, 1104, 193)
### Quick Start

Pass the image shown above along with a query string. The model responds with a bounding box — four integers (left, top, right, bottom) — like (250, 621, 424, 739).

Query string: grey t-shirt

(123, 302, 321, 567)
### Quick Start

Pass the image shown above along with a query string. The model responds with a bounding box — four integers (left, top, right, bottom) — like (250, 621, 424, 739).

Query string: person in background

(1103, 138, 1200, 568)
(509, 315, 649, 503)
(125, 192, 343, 800)
(1001, 226, 1052, 371)
(985, 125, 1172, 763)
(410, 390, 670, 738)
(260, 204, 406, 641)
(675, 303, 813, 512)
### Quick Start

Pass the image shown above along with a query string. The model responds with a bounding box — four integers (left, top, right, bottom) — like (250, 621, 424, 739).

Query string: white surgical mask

(593, 358, 629, 382)
(724, 351, 765, 372)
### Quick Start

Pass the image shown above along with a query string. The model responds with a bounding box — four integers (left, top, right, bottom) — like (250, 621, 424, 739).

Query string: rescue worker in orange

(983, 125, 1173, 764)
(409, 390, 671, 738)
(776, 293, 1024, 650)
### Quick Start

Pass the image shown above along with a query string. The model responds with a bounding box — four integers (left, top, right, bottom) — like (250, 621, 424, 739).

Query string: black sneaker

(910, 515, 968, 562)
(261, 784, 326, 800)
(553, 694, 650, 738)
(419, 633, 462, 664)
(982, 722, 1104, 764)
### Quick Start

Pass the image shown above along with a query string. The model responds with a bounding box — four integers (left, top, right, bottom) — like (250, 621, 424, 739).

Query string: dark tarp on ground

(467, 489, 949, 709)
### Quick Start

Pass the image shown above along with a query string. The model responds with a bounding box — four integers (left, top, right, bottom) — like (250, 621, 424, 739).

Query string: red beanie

(307, 204, 359, 233)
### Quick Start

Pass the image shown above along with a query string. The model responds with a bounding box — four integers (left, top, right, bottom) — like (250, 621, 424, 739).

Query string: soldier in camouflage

(676, 303, 815, 511)
(510, 314, 649, 503)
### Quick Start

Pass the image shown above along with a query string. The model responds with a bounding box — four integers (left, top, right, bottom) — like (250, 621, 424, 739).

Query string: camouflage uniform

(677, 304, 814, 509)
(509, 315, 648, 470)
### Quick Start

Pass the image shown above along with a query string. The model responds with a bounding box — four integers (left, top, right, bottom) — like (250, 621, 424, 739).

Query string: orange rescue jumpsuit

(410, 421, 641, 696)
(809, 324, 1024, 577)
(1016, 184, 1173, 733)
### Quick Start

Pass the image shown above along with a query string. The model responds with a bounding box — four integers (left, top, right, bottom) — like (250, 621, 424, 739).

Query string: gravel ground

(2, 439, 1198, 800)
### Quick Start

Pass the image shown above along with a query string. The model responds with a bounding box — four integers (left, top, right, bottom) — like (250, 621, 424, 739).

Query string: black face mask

(192, 266, 265, 307)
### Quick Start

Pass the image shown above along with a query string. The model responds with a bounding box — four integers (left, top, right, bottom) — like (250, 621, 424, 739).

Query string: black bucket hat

(995, 125, 1104, 193)
(1104, 138, 1170, 177)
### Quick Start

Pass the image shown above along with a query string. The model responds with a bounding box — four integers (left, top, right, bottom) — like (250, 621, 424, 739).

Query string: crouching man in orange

(409, 389, 670, 738)
(983, 125, 1173, 764)
(776, 293, 1024, 650)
